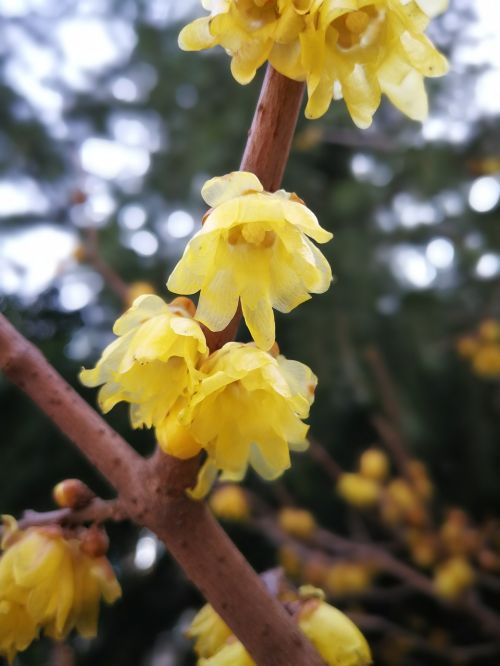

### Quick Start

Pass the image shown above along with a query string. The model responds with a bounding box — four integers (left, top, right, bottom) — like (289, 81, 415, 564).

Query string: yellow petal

(201, 172, 263, 207)
(178, 17, 217, 51)
(377, 52, 428, 121)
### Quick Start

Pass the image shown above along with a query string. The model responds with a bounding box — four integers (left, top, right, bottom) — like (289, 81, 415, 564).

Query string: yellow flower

(298, 600, 372, 665)
(278, 507, 316, 539)
(194, 598, 372, 666)
(187, 603, 233, 659)
(301, 0, 448, 126)
(167, 172, 332, 351)
(359, 448, 389, 482)
(179, 0, 321, 86)
(0, 601, 38, 664)
(433, 557, 475, 600)
(0, 518, 121, 661)
(336, 473, 381, 509)
(199, 640, 256, 666)
(209, 485, 250, 522)
(80, 294, 207, 429)
(158, 343, 316, 486)
(180, 1, 447, 127)
(324, 562, 374, 597)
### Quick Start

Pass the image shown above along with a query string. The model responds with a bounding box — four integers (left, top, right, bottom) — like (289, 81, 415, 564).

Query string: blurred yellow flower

(179, 0, 321, 85)
(187, 603, 233, 659)
(298, 599, 372, 665)
(336, 472, 381, 508)
(278, 507, 316, 539)
(0, 517, 121, 662)
(159, 343, 316, 486)
(80, 294, 207, 429)
(199, 640, 255, 666)
(190, 595, 372, 666)
(167, 172, 332, 351)
(433, 557, 475, 600)
(209, 485, 250, 522)
(180, 1, 448, 127)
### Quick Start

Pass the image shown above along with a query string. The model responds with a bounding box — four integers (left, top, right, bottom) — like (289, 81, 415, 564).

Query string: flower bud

(359, 448, 389, 482)
(126, 281, 156, 306)
(80, 525, 110, 558)
(278, 508, 316, 539)
(209, 485, 249, 522)
(53, 479, 95, 510)
(433, 557, 475, 600)
(337, 473, 380, 509)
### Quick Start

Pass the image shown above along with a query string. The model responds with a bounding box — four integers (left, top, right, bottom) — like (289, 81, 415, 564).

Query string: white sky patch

(119, 204, 147, 230)
(55, 18, 136, 73)
(0, 177, 49, 217)
(58, 277, 98, 312)
(476, 253, 500, 280)
(426, 238, 455, 269)
(468, 177, 500, 213)
(80, 138, 151, 181)
(0, 225, 77, 298)
(391, 246, 437, 290)
(134, 533, 159, 571)
(128, 230, 159, 257)
(165, 210, 195, 239)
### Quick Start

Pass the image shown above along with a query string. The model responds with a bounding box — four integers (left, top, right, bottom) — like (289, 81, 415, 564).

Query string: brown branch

(84, 227, 130, 305)
(17, 498, 126, 531)
(308, 437, 344, 482)
(0, 315, 143, 493)
(241, 65, 305, 192)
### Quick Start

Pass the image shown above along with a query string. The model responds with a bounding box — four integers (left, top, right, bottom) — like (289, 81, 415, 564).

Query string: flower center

(228, 223, 276, 248)
(333, 5, 382, 50)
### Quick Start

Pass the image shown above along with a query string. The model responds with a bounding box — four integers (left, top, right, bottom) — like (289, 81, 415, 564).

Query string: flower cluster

(0, 517, 121, 663)
(187, 588, 372, 665)
(180, 0, 448, 127)
(457, 319, 500, 379)
(81, 173, 329, 495)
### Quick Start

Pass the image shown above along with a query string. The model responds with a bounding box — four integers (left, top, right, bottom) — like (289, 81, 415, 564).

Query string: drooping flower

(188, 590, 372, 666)
(179, 1, 448, 126)
(157, 343, 317, 488)
(80, 294, 207, 429)
(178, 0, 321, 86)
(187, 603, 233, 659)
(0, 517, 121, 662)
(297, 597, 372, 665)
(167, 172, 332, 351)
(301, 0, 449, 127)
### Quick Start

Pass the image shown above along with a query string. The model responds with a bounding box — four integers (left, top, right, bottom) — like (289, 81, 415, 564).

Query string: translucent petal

(378, 51, 428, 121)
(178, 17, 217, 51)
(201, 172, 263, 207)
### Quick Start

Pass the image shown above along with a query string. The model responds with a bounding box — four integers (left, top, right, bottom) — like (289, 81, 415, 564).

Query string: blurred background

(1, 0, 500, 664)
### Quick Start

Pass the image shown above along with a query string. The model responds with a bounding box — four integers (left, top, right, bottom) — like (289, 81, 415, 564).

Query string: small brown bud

(170, 296, 197, 317)
(80, 525, 109, 558)
(53, 479, 95, 510)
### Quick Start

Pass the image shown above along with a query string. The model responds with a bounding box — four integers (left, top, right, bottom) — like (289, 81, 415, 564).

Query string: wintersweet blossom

(167, 172, 332, 351)
(80, 295, 207, 429)
(301, 0, 449, 126)
(187, 603, 233, 659)
(178, 0, 321, 85)
(157, 343, 317, 488)
(188, 590, 372, 666)
(179, 1, 448, 127)
(0, 517, 121, 662)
